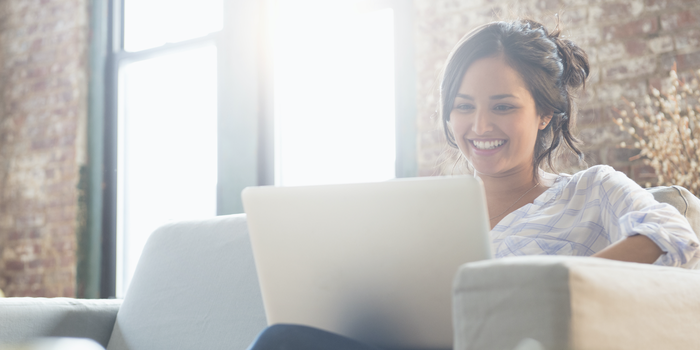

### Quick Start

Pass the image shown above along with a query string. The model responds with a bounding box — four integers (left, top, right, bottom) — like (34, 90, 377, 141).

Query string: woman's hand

(592, 235, 664, 264)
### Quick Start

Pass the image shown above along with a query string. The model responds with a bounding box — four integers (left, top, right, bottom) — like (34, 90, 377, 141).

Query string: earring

(541, 122, 546, 125)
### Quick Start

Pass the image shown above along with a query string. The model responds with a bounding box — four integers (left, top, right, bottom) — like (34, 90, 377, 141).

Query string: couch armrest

(0, 298, 121, 348)
(106, 214, 266, 350)
(452, 256, 700, 350)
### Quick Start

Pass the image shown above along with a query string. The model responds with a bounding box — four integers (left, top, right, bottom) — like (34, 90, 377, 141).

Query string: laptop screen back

(242, 176, 491, 349)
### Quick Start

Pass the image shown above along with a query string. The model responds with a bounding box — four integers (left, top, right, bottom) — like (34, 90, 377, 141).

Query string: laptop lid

(242, 176, 491, 349)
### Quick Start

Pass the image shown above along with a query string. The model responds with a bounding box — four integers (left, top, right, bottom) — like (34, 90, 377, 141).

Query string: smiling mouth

(471, 139, 506, 150)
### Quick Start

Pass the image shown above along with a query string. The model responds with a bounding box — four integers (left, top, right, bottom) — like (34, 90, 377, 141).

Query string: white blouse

(490, 165, 700, 268)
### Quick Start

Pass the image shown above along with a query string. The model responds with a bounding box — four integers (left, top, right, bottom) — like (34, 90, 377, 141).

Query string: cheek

(448, 120, 468, 145)
(448, 116, 467, 135)
(512, 123, 540, 150)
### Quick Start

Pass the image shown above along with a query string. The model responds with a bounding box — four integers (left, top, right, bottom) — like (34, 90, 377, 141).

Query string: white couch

(1, 186, 699, 350)
(0, 215, 267, 349)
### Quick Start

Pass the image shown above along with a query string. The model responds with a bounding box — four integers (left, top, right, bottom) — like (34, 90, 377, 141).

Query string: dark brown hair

(440, 19, 589, 179)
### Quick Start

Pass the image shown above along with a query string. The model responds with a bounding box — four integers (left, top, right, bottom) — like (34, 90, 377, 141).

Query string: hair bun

(549, 30, 590, 90)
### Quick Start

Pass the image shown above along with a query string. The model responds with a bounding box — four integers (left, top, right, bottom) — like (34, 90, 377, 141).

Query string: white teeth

(472, 140, 505, 150)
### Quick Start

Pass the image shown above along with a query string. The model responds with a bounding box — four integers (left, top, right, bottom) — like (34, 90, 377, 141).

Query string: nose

(471, 108, 492, 135)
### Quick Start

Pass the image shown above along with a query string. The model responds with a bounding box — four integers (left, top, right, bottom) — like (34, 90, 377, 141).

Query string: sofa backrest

(106, 214, 267, 350)
(647, 185, 700, 241)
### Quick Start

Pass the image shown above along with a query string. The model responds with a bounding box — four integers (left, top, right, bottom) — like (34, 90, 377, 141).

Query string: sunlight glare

(116, 46, 218, 297)
(274, 2, 396, 186)
(124, 0, 223, 52)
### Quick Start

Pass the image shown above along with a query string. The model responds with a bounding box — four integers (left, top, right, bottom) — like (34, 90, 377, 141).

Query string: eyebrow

(455, 93, 518, 100)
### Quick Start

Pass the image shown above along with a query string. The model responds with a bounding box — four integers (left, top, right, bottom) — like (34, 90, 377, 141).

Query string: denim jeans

(246, 324, 384, 350)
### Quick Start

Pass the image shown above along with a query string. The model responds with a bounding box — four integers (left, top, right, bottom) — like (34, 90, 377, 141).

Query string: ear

(538, 114, 553, 130)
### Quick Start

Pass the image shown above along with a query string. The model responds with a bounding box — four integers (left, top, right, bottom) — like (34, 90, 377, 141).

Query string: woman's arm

(592, 234, 664, 264)
(595, 166, 700, 268)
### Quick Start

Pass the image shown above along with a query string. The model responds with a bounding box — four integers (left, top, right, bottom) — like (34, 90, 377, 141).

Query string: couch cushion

(106, 214, 266, 350)
(647, 185, 700, 240)
(0, 298, 121, 347)
(452, 256, 700, 350)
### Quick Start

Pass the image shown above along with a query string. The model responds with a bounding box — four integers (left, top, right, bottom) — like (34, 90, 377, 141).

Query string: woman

(247, 18, 700, 350)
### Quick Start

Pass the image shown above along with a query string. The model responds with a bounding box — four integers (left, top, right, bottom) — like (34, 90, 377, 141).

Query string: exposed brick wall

(0, 0, 88, 297)
(415, 0, 700, 183)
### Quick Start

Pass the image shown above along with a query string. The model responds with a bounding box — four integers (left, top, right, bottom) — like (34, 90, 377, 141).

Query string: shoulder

(566, 165, 652, 202)
(566, 164, 631, 186)
(569, 164, 616, 179)
(558, 165, 646, 200)
(555, 164, 612, 188)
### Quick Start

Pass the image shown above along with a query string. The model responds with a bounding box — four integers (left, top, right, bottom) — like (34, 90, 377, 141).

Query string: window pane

(274, 5, 395, 186)
(117, 46, 218, 297)
(124, 0, 223, 52)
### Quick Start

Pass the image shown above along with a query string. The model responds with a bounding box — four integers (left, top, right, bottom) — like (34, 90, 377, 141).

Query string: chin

(468, 161, 502, 176)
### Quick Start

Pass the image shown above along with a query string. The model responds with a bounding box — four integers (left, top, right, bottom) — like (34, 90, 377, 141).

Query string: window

(117, 46, 219, 297)
(273, 3, 396, 186)
(111, 0, 223, 298)
(96, 0, 416, 298)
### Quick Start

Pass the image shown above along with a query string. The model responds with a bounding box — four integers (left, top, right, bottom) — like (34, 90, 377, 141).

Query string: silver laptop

(242, 176, 491, 349)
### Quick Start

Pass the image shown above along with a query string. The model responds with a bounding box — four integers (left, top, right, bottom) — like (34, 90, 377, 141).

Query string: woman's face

(449, 55, 550, 178)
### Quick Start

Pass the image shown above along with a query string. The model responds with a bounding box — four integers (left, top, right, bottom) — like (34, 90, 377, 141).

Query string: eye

(493, 104, 514, 112)
(453, 103, 475, 112)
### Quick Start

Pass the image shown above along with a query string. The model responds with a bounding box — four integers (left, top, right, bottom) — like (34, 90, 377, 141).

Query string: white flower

(620, 141, 626, 147)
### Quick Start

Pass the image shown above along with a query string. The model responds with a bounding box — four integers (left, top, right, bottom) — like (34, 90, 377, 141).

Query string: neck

(476, 167, 539, 198)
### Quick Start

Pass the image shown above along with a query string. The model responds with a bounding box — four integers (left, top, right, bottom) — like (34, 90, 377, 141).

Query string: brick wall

(0, 0, 88, 297)
(415, 0, 700, 183)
